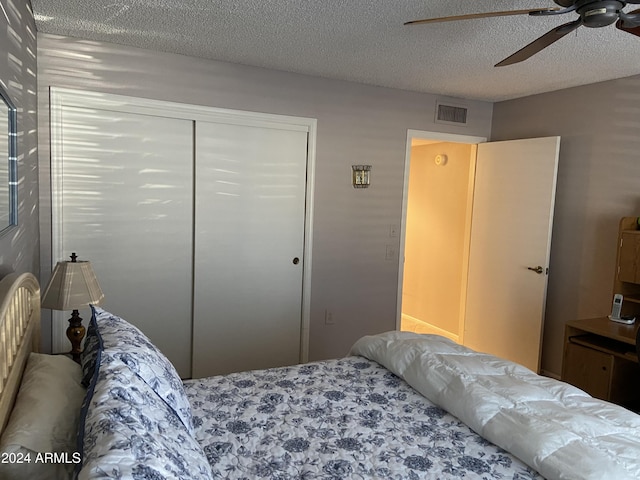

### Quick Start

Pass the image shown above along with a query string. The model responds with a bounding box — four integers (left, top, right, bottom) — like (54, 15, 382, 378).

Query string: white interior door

(56, 106, 194, 377)
(463, 137, 560, 372)
(192, 120, 308, 378)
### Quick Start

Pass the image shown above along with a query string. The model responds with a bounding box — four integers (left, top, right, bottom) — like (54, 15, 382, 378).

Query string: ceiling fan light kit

(406, 1, 640, 66)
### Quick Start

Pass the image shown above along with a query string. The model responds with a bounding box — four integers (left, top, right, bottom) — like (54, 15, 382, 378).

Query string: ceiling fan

(405, 1, 640, 66)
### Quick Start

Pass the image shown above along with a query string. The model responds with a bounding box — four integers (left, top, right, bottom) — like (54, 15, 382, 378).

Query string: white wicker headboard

(0, 272, 40, 434)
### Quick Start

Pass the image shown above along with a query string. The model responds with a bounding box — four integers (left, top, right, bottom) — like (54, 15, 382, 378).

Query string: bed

(0, 273, 639, 480)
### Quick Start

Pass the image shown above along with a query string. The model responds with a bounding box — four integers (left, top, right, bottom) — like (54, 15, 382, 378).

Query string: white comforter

(351, 331, 640, 480)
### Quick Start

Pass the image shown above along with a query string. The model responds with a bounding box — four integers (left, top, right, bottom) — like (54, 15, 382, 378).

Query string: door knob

(293, 257, 300, 265)
(527, 266, 544, 274)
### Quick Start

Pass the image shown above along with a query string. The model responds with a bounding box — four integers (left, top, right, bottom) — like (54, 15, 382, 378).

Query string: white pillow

(0, 353, 85, 480)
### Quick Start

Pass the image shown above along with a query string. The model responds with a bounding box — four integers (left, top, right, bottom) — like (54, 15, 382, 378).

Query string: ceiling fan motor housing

(406, 0, 640, 67)
(578, 0, 625, 27)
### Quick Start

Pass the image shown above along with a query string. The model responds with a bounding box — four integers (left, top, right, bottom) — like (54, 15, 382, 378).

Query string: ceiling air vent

(435, 101, 468, 125)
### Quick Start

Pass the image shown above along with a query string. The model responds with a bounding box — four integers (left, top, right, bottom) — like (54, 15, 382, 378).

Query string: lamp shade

(41, 260, 104, 310)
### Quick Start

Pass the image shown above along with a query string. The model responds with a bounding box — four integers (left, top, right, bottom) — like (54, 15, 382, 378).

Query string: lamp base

(66, 309, 85, 363)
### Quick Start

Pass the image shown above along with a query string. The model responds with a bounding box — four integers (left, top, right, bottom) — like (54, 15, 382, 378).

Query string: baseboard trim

(401, 313, 459, 343)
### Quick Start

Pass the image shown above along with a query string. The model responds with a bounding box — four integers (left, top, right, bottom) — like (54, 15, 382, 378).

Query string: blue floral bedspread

(183, 357, 544, 479)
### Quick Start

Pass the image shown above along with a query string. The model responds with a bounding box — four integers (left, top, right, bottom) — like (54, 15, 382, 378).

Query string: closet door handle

(527, 266, 544, 274)
(293, 257, 300, 265)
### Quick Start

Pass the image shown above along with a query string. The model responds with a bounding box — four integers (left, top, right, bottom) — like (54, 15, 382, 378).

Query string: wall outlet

(324, 309, 335, 325)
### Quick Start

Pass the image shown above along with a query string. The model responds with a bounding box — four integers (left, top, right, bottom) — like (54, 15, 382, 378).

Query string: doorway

(397, 131, 560, 372)
(397, 130, 486, 343)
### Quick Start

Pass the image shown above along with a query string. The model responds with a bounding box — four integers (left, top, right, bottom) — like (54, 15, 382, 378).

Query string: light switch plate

(385, 245, 397, 260)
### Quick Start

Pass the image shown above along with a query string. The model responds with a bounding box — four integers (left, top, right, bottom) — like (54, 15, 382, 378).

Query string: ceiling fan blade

(617, 9, 640, 36)
(495, 19, 582, 67)
(617, 20, 640, 36)
(404, 8, 559, 26)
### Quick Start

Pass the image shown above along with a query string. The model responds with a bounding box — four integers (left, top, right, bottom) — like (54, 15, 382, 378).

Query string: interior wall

(491, 74, 640, 377)
(0, 4, 39, 289)
(402, 142, 473, 339)
(36, 33, 493, 360)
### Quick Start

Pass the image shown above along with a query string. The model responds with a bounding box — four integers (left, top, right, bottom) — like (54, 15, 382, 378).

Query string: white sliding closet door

(57, 106, 194, 377)
(193, 121, 308, 377)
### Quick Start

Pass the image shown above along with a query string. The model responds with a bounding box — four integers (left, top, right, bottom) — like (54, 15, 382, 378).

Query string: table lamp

(41, 253, 104, 362)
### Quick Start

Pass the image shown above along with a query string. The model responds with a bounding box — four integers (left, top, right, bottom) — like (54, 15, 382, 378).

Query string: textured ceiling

(31, 0, 640, 102)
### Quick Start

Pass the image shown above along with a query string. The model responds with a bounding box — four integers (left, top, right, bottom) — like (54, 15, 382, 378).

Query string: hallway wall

(402, 142, 474, 340)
